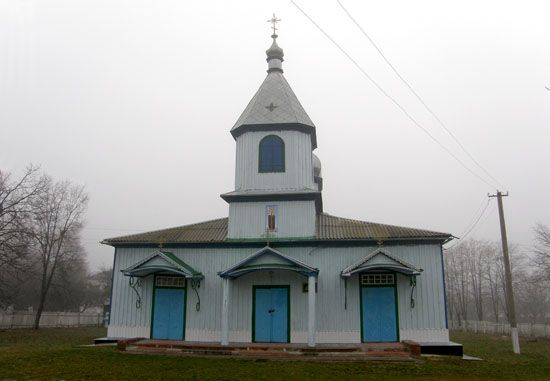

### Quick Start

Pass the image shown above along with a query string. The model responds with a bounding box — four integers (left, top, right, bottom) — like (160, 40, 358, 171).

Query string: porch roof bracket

(121, 250, 204, 279)
(218, 246, 319, 279)
(340, 249, 422, 278)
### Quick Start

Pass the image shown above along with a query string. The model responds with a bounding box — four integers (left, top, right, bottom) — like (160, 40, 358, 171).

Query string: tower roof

(230, 28, 317, 148)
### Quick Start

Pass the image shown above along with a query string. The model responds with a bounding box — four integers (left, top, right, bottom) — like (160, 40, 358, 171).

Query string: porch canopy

(341, 249, 422, 277)
(218, 246, 319, 348)
(218, 246, 319, 279)
(121, 250, 203, 279)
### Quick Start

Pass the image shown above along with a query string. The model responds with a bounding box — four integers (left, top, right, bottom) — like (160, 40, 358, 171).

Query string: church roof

(102, 213, 451, 246)
(231, 71, 315, 130)
(230, 34, 317, 148)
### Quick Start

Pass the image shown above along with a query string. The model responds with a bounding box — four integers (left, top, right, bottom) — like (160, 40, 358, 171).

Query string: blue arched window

(259, 135, 285, 173)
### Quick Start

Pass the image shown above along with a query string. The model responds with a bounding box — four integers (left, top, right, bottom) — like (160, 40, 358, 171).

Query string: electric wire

(444, 198, 494, 250)
(336, 0, 504, 189)
(289, 0, 498, 189)
(457, 197, 489, 238)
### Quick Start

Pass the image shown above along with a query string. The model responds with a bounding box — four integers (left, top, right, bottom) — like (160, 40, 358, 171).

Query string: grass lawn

(0, 328, 549, 380)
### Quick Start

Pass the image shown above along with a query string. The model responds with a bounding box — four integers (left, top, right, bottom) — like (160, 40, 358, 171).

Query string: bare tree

(484, 243, 502, 322)
(0, 165, 46, 309)
(28, 177, 88, 329)
(464, 240, 492, 321)
(444, 245, 469, 324)
(533, 223, 550, 278)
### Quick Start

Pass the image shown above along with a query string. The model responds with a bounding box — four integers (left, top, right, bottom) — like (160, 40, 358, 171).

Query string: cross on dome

(268, 13, 281, 36)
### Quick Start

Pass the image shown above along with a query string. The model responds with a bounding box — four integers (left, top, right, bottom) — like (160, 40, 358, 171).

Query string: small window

(361, 273, 395, 286)
(156, 276, 185, 288)
(259, 135, 285, 172)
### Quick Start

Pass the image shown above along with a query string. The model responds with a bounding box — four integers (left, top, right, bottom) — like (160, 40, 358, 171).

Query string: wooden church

(103, 25, 453, 349)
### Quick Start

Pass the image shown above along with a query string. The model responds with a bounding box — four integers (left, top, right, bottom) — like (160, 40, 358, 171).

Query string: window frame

(258, 135, 285, 173)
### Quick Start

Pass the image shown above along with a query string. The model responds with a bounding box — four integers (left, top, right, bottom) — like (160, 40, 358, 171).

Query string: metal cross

(265, 102, 278, 112)
(268, 13, 281, 35)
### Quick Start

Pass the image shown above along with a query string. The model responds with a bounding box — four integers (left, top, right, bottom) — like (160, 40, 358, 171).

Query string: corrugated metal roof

(102, 213, 450, 245)
(103, 218, 228, 245)
(231, 71, 315, 130)
(316, 214, 450, 240)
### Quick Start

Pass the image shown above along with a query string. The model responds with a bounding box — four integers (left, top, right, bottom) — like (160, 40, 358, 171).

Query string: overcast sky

(1, 0, 549, 270)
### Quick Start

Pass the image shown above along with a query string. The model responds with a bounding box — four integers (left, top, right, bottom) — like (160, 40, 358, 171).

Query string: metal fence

(450, 320, 550, 338)
(0, 311, 103, 329)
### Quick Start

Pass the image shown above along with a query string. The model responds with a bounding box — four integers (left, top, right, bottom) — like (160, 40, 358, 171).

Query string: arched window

(259, 135, 285, 173)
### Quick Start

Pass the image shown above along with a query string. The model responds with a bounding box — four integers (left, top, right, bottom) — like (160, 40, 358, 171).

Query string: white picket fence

(450, 320, 550, 338)
(0, 311, 103, 329)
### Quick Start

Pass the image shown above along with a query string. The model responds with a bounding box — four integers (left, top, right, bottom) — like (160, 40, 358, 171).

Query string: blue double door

(152, 287, 186, 340)
(361, 286, 398, 342)
(254, 287, 289, 342)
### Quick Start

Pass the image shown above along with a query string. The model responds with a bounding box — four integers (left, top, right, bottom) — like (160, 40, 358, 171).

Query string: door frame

(150, 274, 187, 340)
(252, 285, 291, 343)
(359, 272, 400, 343)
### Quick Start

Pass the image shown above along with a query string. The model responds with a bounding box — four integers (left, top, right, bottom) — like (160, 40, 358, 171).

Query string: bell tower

(221, 17, 322, 239)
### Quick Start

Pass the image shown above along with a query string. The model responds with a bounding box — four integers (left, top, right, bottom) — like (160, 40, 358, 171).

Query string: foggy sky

(1, 0, 549, 270)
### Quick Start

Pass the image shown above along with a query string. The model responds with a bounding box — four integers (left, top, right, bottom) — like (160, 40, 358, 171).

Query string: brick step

(122, 339, 416, 362)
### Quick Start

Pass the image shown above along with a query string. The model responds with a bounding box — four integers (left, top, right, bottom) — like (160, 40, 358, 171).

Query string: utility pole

(489, 191, 520, 354)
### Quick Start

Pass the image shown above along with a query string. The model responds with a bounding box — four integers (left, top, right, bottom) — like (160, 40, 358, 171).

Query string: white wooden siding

(108, 244, 448, 342)
(227, 201, 316, 239)
(234, 130, 314, 191)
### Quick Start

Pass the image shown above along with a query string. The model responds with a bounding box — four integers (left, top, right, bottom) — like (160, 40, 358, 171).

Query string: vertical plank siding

(234, 131, 314, 191)
(108, 244, 448, 342)
(227, 201, 316, 239)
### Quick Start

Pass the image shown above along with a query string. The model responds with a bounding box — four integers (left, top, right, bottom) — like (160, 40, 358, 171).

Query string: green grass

(0, 328, 549, 380)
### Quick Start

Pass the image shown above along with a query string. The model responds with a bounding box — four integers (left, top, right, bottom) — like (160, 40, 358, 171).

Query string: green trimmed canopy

(341, 249, 422, 277)
(218, 246, 318, 279)
(121, 250, 203, 279)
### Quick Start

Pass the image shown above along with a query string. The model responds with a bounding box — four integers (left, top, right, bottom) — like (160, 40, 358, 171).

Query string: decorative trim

(231, 122, 317, 149)
(342, 248, 422, 277)
(220, 191, 320, 203)
(440, 243, 449, 329)
(218, 246, 319, 279)
(121, 250, 203, 279)
(106, 238, 449, 249)
(128, 276, 142, 309)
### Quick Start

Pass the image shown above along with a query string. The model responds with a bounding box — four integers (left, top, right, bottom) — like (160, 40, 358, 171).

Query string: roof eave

(102, 235, 451, 248)
(230, 122, 317, 149)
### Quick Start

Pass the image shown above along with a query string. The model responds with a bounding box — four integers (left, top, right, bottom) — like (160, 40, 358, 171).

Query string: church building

(103, 26, 453, 348)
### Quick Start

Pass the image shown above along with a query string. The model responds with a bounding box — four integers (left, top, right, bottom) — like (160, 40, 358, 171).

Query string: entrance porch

(218, 246, 319, 347)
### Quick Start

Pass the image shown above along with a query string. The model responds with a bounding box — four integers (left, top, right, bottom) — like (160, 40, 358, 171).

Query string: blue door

(152, 288, 185, 340)
(362, 287, 398, 342)
(254, 287, 289, 342)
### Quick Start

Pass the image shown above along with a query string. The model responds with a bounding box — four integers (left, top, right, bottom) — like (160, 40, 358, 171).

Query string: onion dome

(312, 153, 322, 177)
(266, 34, 284, 73)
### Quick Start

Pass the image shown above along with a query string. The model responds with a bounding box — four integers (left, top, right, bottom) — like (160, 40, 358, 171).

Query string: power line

(289, 0, 499, 189)
(458, 197, 490, 237)
(336, 0, 504, 189)
(459, 198, 493, 240)
(444, 198, 494, 250)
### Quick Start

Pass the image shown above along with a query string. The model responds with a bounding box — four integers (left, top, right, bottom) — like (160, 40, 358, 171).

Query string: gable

(121, 250, 203, 279)
(341, 249, 422, 277)
(218, 246, 318, 279)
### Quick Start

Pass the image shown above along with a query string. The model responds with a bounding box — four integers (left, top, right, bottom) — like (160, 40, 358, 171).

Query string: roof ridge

(279, 73, 303, 124)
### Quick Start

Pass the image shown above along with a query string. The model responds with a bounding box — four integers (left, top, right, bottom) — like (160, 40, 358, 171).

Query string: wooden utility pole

(489, 191, 520, 354)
